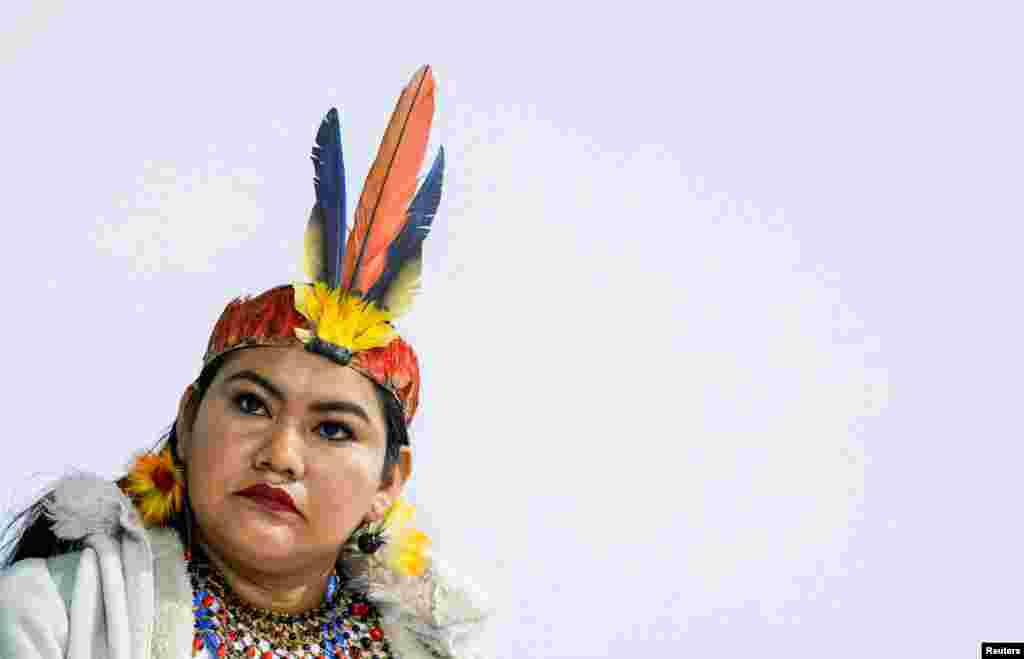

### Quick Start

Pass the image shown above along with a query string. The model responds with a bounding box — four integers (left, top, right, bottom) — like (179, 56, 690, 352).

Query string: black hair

(0, 351, 410, 569)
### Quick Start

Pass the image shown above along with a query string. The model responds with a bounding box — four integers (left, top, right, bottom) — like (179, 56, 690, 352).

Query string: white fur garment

(31, 472, 492, 659)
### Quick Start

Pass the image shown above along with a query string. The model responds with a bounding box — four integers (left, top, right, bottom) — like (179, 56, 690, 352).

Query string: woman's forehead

(215, 346, 377, 406)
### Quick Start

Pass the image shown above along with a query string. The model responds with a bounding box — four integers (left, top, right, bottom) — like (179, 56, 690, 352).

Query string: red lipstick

(236, 483, 301, 517)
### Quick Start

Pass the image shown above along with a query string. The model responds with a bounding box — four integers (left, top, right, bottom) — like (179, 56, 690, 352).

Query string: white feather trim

(148, 526, 194, 659)
(366, 554, 493, 658)
(43, 471, 140, 541)
(380, 618, 436, 659)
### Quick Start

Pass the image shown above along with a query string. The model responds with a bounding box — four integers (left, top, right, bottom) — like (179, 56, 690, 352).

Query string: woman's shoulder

(0, 553, 76, 656)
(0, 551, 78, 605)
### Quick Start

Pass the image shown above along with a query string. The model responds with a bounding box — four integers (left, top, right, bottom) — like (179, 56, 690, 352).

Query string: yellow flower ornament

(124, 446, 185, 526)
(382, 499, 432, 578)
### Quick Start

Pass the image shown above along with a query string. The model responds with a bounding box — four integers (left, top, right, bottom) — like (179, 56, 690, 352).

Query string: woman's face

(176, 346, 409, 575)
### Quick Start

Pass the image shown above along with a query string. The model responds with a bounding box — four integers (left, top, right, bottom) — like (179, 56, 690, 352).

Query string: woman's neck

(195, 538, 333, 615)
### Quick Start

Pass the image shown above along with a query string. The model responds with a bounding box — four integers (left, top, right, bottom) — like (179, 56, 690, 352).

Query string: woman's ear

(174, 384, 200, 463)
(368, 447, 413, 521)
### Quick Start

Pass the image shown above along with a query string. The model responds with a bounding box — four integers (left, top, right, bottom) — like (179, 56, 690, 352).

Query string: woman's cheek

(194, 426, 245, 491)
(316, 466, 372, 515)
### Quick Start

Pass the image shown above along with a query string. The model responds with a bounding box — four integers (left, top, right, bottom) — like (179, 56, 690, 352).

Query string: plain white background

(1, 2, 1021, 657)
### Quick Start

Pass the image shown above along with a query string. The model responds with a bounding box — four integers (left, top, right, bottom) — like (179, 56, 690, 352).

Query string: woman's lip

(235, 483, 301, 516)
(239, 494, 302, 517)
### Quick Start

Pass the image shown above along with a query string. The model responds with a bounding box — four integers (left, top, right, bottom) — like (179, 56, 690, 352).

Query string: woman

(0, 65, 489, 659)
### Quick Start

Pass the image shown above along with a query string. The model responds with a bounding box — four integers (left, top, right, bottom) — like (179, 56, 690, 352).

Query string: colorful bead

(189, 563, 389, 659)
(326, 574, 338, 602)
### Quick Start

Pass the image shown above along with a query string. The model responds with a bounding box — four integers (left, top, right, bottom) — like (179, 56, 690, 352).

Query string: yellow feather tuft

(382, 499, 432, 577)
(292, 282, 396, 353)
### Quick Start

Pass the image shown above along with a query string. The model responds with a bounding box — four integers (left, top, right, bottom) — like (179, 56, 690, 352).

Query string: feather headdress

(200, 65, 444, 423)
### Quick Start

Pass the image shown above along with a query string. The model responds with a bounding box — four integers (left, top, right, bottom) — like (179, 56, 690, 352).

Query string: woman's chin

(219, 529, 301, 566)
(233, 521, 302, 553)
(212, 503, 306, 561)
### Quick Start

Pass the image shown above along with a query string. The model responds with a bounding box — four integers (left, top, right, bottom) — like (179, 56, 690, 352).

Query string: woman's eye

(317, 421, 353, 441)
(234, 393, 268, 416)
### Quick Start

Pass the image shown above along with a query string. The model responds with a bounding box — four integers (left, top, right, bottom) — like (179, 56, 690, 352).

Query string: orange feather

(342, 65, 435, 294)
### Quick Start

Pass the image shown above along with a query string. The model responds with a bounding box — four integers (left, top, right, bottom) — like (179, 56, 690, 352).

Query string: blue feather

(366, 147, 444, 305)
(311, 108, 347, 288)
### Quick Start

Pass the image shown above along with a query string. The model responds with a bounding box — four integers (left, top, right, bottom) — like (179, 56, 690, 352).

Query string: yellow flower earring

(380, 500, 431, 578)
(124, 445, 186, 527)
(349, 499, 432, 577)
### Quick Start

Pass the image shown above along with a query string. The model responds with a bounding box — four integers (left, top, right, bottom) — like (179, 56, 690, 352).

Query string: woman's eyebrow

(224, 370, 370, 424)
(225, 370, 284, 401)
(309, 400, 371, 424)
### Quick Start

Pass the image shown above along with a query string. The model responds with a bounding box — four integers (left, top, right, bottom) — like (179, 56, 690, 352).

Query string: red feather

(341, 65, 435, 294)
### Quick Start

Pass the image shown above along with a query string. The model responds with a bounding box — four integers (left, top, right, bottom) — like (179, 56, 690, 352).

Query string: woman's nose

(255, 421, 305, 479)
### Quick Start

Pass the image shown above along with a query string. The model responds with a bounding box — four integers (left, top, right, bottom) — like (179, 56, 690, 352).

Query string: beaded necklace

(188, 557, 392, 659)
